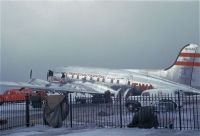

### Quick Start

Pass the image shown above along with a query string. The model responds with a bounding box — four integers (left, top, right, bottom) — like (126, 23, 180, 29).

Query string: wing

(0, 78, 104, 94)
(72, 80, 118, 95)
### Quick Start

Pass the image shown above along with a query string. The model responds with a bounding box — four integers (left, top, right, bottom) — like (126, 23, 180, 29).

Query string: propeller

(30, 69, 32, 79)
(47, 71, 49, 81)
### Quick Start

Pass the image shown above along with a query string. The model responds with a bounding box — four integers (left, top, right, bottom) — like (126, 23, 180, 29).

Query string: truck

(0, 88, 47, 107)
(125, 88, 184, 112)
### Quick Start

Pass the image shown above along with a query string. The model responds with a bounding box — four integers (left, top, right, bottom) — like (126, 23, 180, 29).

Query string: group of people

(47, 70, 66, 84)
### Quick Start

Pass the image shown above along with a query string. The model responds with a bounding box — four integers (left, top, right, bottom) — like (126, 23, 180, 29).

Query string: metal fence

(0, 93, 200, 131)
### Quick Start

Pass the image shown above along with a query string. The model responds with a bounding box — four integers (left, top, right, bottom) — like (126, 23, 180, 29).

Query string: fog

(0, 1, 199, 83)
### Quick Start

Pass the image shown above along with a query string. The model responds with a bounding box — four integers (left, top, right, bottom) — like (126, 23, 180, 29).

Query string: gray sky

(0, 0, 199, 82)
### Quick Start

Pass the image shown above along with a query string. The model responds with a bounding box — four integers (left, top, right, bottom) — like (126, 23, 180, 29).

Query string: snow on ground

(1, 125, 200, 136)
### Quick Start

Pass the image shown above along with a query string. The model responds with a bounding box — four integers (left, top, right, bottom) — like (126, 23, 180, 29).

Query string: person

(60, 73, 66, 84)
(104, 90, 112, 103)
(127, 106, 159, 129)
(47, 70, 54, 82)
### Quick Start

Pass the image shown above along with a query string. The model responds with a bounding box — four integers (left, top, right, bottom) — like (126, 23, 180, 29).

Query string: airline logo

(131, 82, 153, 91)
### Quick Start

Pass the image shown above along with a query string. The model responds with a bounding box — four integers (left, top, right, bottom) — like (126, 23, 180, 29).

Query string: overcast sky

(0, 0, 199, 82)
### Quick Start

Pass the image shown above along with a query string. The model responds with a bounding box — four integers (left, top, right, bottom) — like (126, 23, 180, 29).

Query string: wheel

(80, 99, 86, 104)
(126, 101, 141, 112)
(0, 97, 4, 105)
(75, 98, 86, 104)
(158, 99, 177, 112)
(43, 105, 49, 125)
(0, 101, 4, 105)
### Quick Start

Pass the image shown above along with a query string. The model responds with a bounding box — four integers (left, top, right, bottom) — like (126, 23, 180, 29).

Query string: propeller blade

(30, 69, 32, 79)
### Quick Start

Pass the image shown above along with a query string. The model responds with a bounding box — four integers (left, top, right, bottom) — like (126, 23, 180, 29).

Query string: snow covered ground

(1, 125, 200, 136)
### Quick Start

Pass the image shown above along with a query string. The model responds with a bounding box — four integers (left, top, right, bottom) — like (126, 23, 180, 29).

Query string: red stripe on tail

(179, 53, 200, 58)
(175, 61, 200, 67)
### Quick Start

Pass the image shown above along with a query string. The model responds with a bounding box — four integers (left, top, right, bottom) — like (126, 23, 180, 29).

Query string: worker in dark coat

(60, 73, 66, 84)
(127, 106, 159, 129)
(104, 90, 112, 103)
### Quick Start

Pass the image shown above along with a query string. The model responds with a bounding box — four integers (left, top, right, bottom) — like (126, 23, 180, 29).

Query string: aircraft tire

(158, 99, 177, 112)
(0, 101, 4, 105)
(126, 101, 141, 112)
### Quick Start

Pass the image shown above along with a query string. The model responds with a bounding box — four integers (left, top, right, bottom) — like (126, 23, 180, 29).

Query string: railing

(0, 93, 200, 130)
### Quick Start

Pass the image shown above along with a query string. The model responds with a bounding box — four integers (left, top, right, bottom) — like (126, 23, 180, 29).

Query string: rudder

(165, 44, 200, 89)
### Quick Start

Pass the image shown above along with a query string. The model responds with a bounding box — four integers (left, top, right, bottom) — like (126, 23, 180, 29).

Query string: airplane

(0, 43, 200, 98)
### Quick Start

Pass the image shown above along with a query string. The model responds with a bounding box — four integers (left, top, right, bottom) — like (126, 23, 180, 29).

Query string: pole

(26, 94, 30, 127)
(178, 91, 182, 130)
(69, 94, 73, 128)
(119, 90, 122, 128)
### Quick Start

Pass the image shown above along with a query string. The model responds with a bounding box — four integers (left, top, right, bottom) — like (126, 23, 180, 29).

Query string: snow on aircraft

(0, 44, 200, 97)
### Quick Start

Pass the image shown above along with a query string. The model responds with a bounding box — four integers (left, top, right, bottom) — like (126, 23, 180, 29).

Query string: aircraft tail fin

(165, 44, 200, 89)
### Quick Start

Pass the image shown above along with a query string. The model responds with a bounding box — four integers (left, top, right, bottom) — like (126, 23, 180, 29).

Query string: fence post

(69, 93, 73, 128)
(119, 90, 122, 128)
(178, 91, 182, 130)
(25, 94, 30, 127)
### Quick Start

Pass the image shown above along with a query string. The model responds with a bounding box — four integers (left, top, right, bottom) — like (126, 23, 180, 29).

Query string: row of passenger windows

(64, 74, 131, 85)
